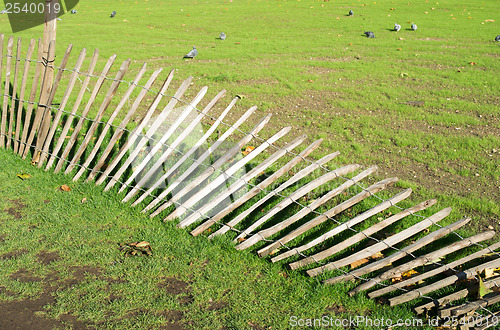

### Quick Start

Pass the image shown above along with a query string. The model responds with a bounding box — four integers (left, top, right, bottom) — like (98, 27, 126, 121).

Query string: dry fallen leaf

(81, 197, 87, 204)
(17, 173, 32, 180)
(60, 185, 71, 192)
(242, 146, 255, 156)
(238, 237, 246, 243)
(350, 258, 370, 269)
(370, 252, 384, 260)
(402, 269, 419, 279)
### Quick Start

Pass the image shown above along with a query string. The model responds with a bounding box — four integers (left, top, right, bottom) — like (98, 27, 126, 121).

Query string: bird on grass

(349, 9, 353, 16)
(219, 32, 226, 40)
(70, 9, 77, 14)
(110, 11, 116, 18)
(411, 23, 417, 31)
(495, 35, 500, 42)
(364, 31, 375, 38)
(184, 46, 198, 59)
(394, 23, 401, 32)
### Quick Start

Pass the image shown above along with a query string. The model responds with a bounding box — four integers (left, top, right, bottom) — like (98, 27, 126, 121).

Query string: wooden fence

(1, 35, 499, 328)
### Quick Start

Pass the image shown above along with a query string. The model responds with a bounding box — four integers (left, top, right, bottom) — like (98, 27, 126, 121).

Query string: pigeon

(394, 23, 401, 32)
(110, 11, 116, 18)
(411, 23, 417, 31)
(70, 9, 77, 14)
(495, 35, 500, 42)
(349, 9, 353, 16)
(0, 9, 7, 14)
(184, 46, 198, 59)
(364, 31, 375, 38)
(219, 32, 226, 40)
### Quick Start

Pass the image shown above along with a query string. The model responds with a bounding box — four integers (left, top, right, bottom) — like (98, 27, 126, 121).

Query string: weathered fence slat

(131, 91, 229, 208)
(307, 207, 452, 278)
(324, 216, 471, 285)
(73, 63, 148, 181)
(274, 198, 431, 264)
(38, 48, 86, 167)
(103, 75, 193, 191)
(204, 148, 337, 238)
(86, 67, 164, 182)
(7, 37, 21, 150)
(45, 49, 99, 169)
(13, 39, 35, 154)
(19, 38, 43, 158)
(182, 135, 308, 231)
(192, 139, 324, 237)
(64, 58, 131, 174)
(377, 241, 500, 300)
(119, 85, 209, 196)
(389, 256, 500, 306)
(255, 174, 396, 257)
(1, 35, 13, 148)
(416, 275, 500, 316)
(173, 125, 292, 225)
(161, 113, 274, 220)
(350, 230, 496, 295)
(285, 188, 415, 268)
(235, 164, 363, 249)
(53, 53, 117, 173)
(148, 110, 268, 218)
(94, 68, 175, 185)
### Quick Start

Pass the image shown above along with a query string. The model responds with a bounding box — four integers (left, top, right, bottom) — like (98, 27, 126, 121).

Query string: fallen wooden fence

(1, 34, 499, 328)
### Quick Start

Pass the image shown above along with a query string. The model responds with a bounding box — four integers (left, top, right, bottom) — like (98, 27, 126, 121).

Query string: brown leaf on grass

(279, 272, 289, 278)
(118, 241, 153, 256)
(402, 269, 419, 279)
(60, 185, 71, 192)
(370, 252, 384, 260)
(237, 237, 246, 243)
(81, 197, 87, 204)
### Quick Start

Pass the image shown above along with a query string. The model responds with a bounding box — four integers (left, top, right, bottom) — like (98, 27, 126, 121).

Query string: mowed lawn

(0, 0, 498, 328)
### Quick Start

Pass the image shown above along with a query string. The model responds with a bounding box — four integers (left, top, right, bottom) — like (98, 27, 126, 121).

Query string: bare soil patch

(3, 199, 26, 219)
(0, 248, 28, 260)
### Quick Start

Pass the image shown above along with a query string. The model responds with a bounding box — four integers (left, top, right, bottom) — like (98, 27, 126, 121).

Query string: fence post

(32, 0, 57, 163)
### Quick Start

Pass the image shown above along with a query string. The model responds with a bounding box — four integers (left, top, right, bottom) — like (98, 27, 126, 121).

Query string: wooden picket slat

(72, 63, 148, 181)
(350, 230, 495, 296)
(45, 49, 99, 169)
(94, 68, 175, 186)
(38, 48, 86, 167)
(173, 125, 293, 225)
(389, 257, 500, 306)
(13, 39, 36, 154)
(159, 113, 274, 220)
(191, 139, 324, 237)
(1, 36, 13, 148)
(103, 75, 193, 191)
(284, 189, 417, 267)
(205, 149, 338, 238)
(133, 94, 233, 209)
(234, 164, 362, 249)
(148, 110, 269, 218)
(121, 89, 225, 203)
(182, 135, 308, 231)
(255, 175, 397, 257)
(53, 53, 117, 173)
(381, 241, 500, 302)
(119, 85, 209, 195)
(324, 216, 471, 285)
(19, 38, 44, 158)
(64, 58, 131, 174)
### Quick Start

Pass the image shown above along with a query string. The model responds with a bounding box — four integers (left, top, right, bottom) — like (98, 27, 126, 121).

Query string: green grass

(0, 149, 429, 329)
(0, 0, 499, 327)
